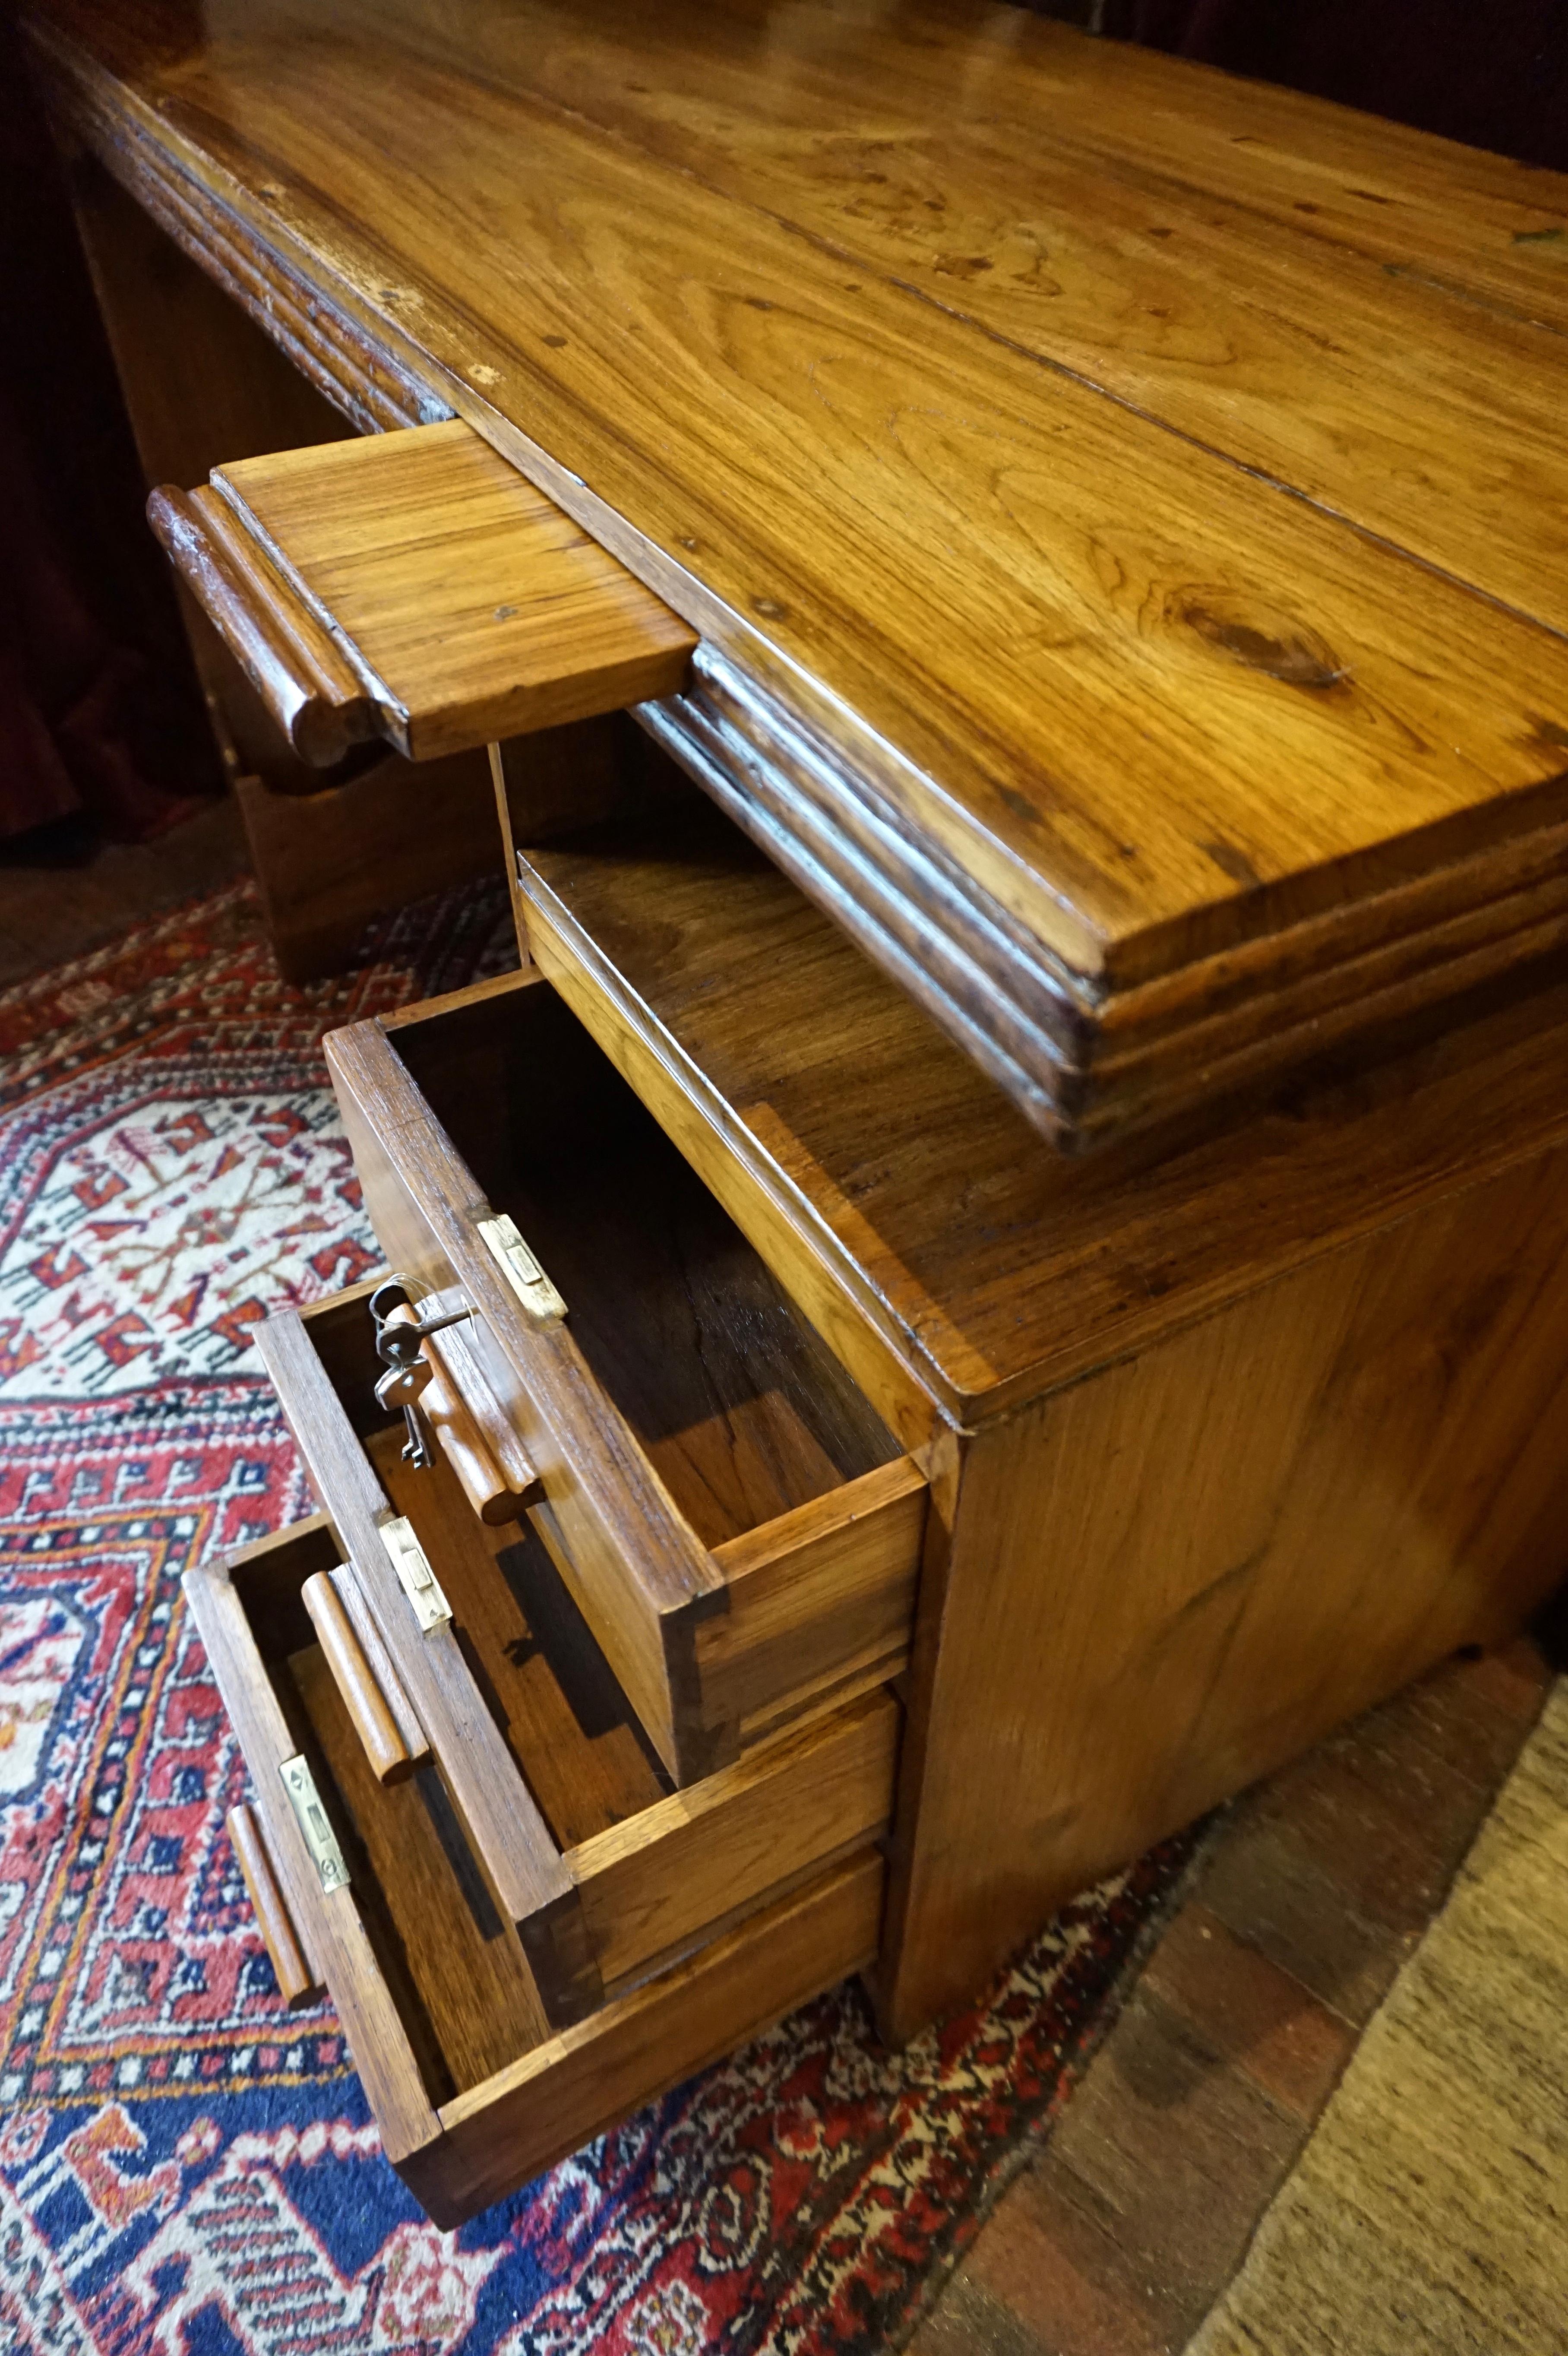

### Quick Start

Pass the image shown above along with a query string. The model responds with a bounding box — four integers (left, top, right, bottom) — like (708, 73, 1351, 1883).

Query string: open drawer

(322, 973, 929, 1784)
(246, 1282, 900, 2016)
(186, 1485, 893, 2222)
(147, 419, 696, 767)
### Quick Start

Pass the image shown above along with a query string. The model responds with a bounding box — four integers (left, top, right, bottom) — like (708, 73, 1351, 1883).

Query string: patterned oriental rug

(0, 878, 1189, 2356)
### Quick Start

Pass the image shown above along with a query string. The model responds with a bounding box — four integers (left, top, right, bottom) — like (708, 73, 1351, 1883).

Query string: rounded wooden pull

(421, 1355, 540, 1524)
(147, 483, 377, 766)
(379, 1299, 542, 1525)
(302, 1570, 415, 1783)
(227, 1802, 322, 2008)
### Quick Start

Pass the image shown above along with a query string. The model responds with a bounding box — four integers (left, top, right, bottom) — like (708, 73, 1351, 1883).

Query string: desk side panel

(878, 1133, 1568, 2036)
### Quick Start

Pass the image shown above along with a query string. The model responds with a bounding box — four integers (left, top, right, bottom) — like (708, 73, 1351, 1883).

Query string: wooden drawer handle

(380, 1297, 543, 1525)
(302, 1567, 424, 1784)
(325, 1561, 432, 1765)
(227, 1802, 323, 2008)
(147, 483, 378, 767)
(422, 1352, 543, 1525)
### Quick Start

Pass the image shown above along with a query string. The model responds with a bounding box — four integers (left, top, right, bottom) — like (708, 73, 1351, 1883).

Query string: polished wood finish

(300, 1568, 416, 1786)
(371, 1438, 670, 1852)
(288, 1638, 550, 2097)
(59, 0, 1568, 2211)
(489, 716, 694, 965)
(58, 76, 443, 436)
(28, 0, 1568, 1142)
(497, 782, 1568, 2030)
(420, 1347, 542, 1527)
(231, 753, 501, 982)
(149, 481, 375, 767)
(326, 1562, 430, 1766)
(569, 1689, 895, 1992)
(325, 969, 924, 1779)
(881, 1136, 1568, 2034)
(261, 1285, 901, 1999)
(701, 1461, 928, 1748)
(370, 1431, 897, 1994)
(225, 1802, 321, 2009)
(185, 1529, 443, 2169)
(255, 1301, 597, 2023)
(153, 422, 696, 766)
(512, 791, 1568, 1424)
(381, 1296, 543, 1524)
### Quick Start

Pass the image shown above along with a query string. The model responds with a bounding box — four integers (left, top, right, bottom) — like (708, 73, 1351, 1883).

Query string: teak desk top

(27, 0, 1568, 1143)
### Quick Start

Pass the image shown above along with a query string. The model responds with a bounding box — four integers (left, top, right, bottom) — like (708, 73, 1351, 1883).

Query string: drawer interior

(208, 1488, 895, 2220)
(272, 1628, 543, 2106)
(383, 981, 905, 1550)
(234, 1456, 669, 2106)
(229, 1431, 898, 2094)
(255, 1281, 904, 2000)
(364, 1425, 672, 1846)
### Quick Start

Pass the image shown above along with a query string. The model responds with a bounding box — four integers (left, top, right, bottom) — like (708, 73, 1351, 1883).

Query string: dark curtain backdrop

(0, 13, 219, 846)
(1098, 0, 1568, 172)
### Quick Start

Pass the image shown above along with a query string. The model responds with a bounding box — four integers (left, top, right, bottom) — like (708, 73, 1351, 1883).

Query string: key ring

(369, 1276, 472, 1367)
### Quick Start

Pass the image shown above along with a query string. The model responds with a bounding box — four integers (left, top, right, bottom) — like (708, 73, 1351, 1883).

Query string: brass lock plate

(379, 1513, 452, 1632)
(477, 1213, 566, 1324)
(278, 1754, 351, 1896)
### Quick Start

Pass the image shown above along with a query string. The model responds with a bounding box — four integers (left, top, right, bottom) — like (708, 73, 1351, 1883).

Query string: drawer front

(426, 1849, 884, 2226)
(325, 971, 927, 1784)
(189, 1507, 891, 2225)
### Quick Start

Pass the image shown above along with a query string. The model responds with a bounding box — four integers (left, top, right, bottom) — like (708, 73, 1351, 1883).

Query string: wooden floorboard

(904, 1637, 1554, 2356)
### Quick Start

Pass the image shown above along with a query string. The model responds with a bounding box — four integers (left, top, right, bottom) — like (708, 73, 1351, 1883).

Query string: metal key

(367, 1279, 471, 1472)
(399, 1399, 433, 1469)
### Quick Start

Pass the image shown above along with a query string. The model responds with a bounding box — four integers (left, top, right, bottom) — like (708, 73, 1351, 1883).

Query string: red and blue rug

(0, 877, 1188, 2356)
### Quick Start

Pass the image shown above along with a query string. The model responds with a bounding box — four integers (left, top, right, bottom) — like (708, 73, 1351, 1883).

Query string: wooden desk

(27, 0, 1568, 2221)
(27, 0, 1568, 1134)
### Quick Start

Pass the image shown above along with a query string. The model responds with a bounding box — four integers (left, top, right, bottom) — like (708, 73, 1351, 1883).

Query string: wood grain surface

(233, 749, 502, 988)
(373, 1432, 899, 2011)
(512, 795, 1568, 1420)
(424, 1847, 884, 2226)
(184, 1542, 444, 2163)
(210, 421, 696, 760)
(28, 0, 1568, 1143)
(566, 1689, 895, 1990)
(225, 1803, 321, 2008)
(699, 1461, 927, 1745)
(300, 1568, 416, 1786)
(288, 1640, 552, 2094)
(879, 1132, 1568, 2035)
(148, 481, 377, 766)
(419, 1351, 541, 1525)
(290, 1285, 896, 1992)
(327, 1562, 431, 1766)
(369, 1434, 672, 1855)
(61, 147, 500, 977)
(254, 1303, 600, 2023)
(202, 1508, 894, 2215)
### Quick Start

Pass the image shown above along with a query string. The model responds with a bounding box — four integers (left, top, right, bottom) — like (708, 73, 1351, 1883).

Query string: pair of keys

(368, 1279, 473, 1469)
